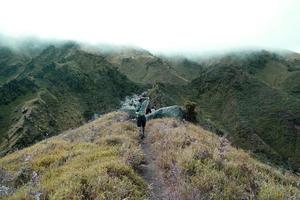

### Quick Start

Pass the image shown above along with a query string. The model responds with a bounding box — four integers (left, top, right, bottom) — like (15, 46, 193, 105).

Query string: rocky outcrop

(146, 105, 184, 120)
(120, 94, 141, 118)
(0, 168, 14, 197)
(120, 94, 184, 120)
(0, 166, 41, 199)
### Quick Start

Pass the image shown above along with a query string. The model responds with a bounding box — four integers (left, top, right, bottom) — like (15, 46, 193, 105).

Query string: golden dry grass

(0, 112, 147, 200)
(1, 112, 299, 200)
(146, 118, 300, 200)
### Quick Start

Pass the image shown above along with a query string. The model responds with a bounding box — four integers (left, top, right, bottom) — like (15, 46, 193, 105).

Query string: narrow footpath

(139, 132, 168, 200)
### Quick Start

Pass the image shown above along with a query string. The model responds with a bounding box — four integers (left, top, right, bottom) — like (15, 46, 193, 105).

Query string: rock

(146, 105, 184, 120)
(0, 168, 13, 185)
(0, 168, 14, 197)
(31, 171, 39, 184)
(21, 107, 28, 114)
(121, 94, 184, 120)
(30, 191, 42, 200)
(0, 185, 12, 196)
(120, 94, 140, 118)
(23, 154, 33, 162)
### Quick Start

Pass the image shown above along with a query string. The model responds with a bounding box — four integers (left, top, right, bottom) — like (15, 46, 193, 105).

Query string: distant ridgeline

(0, 41, 299, 171)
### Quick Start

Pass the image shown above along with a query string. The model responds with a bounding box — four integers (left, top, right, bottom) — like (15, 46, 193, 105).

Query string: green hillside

(147, 51, 300, 171)
(200, 50, 300, 98)
(0, 47, 28, 85)
(0, 43, 141, 155)
(105, 49, 189, 84)
(188, 64, 300, 169)
(0, 41, 300, 172)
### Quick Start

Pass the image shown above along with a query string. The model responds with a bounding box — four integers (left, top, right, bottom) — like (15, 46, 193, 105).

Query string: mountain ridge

(0, 112, 299, 199)
(0, 41, 299, 171)
(0, 43, 142, 154)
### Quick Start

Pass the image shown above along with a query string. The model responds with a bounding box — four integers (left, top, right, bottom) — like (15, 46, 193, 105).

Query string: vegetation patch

(146, 118, 300, 200)
(0, 112, 148, 200)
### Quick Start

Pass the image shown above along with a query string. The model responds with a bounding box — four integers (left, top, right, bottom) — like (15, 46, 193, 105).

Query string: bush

(184, 101, 197, 122)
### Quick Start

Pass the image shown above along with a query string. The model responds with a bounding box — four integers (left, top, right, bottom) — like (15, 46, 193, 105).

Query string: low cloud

(0, 0, 299, 54)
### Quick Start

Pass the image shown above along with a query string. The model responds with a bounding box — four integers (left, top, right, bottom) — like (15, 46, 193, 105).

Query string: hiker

(136, 95, 150, 139)
(146, 106, 152, 115)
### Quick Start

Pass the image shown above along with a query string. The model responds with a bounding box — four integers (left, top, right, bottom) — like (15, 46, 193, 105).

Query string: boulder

(120, 94, 184, 120)
(120, 95, 140, 118)
(0, 168, 14, 197)
(146, 105, 184, 120)
(0, 186, 12, 196)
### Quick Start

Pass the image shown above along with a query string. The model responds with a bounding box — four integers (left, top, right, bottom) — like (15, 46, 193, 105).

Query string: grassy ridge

(146, 118, 300, 199)
(1, 43, 300, 172)
(188, 64, 300, 168)
(1, 112, 299, 199)
(146, 62, 300, 170)
(0, 112, 147, 200)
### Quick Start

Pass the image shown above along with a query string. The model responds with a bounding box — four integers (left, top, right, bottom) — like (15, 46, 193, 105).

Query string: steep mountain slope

(188, 64, 300, 169)
(146, 51, 300, 170)
(0, 112, 299, 199)
(1, 41, 300, 172)
(0, 112, 147, 199)
(164, 57, 204, 81)
(0, 47, 28, 85)
(146, 118, 299, 199)
(200, 50, 300, 98)
(105, 49, 189, 84)
(0, 43, 141, 154)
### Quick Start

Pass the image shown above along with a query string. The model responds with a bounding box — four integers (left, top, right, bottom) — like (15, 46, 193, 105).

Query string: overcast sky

(0, 0, 299, 53)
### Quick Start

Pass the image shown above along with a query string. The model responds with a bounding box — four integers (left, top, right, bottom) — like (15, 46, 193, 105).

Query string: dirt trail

(139, 132, 168, 200)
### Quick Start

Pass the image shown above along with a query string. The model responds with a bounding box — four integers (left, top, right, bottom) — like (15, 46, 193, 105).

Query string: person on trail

(136, 95, 150, 139)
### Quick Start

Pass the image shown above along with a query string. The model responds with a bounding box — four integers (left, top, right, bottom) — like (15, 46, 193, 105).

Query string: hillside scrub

(0, 43, 142, 154)
(0, 112, 147, 200)
(184, 100, 197, 122)
(0, 112, 299, 199)
(2, 43, 299, 173)
(146, 118, 300, 200)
